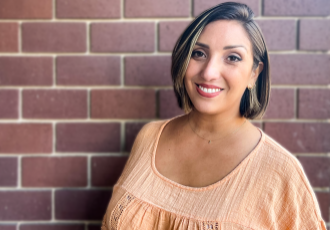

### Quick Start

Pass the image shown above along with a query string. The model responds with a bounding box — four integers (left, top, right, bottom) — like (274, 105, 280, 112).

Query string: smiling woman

(101, 2, 327, 230)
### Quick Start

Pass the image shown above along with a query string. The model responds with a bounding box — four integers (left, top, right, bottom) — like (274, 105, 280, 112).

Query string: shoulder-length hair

(171, 2, 270, 119)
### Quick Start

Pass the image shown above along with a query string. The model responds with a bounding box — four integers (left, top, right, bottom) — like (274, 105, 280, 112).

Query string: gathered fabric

(101, 114, 327, 230)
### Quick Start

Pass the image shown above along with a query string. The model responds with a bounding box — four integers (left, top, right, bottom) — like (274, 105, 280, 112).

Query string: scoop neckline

(151, 113, 266, 191)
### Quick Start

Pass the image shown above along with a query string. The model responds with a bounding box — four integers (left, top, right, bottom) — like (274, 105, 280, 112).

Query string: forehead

(197, 20, 252, 53)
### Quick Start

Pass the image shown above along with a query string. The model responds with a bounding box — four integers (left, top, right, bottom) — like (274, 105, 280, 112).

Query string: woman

(101, 2, 327, 229)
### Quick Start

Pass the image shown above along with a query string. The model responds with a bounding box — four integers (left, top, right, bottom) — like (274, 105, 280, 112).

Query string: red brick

(125, 56, 172, 86)
(264, 0, 330, 16)
(299, 19, 330, 51)
(22, 157, 87, 187)
(263, 88, 295, 119)
(0, 57, 52, 86)
(298, 89, 330, 119)
(0, 124, 52, 154)
(56, 0, 120, 19)
(125, 122, 148, 152)
(23, 90, 87, 119)
(315, 192, 330, 222)
(56, 123, 120, 153)
(297, 156, 330, 187)
(0, 23, 18, 52)
(55, 190, 111, 220)
(91, 156, 128, 186)
(194, 0, 260, 16)
(22, 23, 86, 53)
(270, 54, 330, 85)
(0, 0, 52, 19)
(256, 20, 296, 51)
(0, 158, 17, 186)
(91, 89, 156, 119)
(0, 90, 18, 119)
(0, 191, 51, 220)
(159, 21, 191, 52)
(264, 123, 330, 153)
(125, 0, 189, 17)
(159, 89, 184, 119)
(56, 56, 120, 86)
(0, 225, 16, 230)
(91, 23, 155, 52)
(21, 224, 84, 230)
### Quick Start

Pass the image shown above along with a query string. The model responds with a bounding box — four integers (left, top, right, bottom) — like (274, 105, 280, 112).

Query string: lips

(195, 83, 223, 98)
(196, 83, 223, 90)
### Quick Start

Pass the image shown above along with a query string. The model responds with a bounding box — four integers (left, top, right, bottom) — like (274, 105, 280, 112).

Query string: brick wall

(0, 0, 329, 229)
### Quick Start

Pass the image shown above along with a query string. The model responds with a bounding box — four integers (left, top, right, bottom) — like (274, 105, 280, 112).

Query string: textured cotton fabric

(101, 114, 327, 230)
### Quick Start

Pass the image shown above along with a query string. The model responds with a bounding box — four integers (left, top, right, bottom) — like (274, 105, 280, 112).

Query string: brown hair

(171, 2, 270, 119)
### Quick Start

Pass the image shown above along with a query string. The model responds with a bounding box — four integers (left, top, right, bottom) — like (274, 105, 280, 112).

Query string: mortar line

(120, 121, 125, 152)
(53, 55, 56, 87)
(18, 88, 22, 120)
(52, 0, 56, 20)
(0, 16, 329, 22)
(120, 55, 124, 87)
(0, 117, 328, 123)
(17, 155, 21, 188)
(86, 22, 90, 54)
(18, 21, 22, 53)
(121, 0, 124, 19)
(87, 89, 91, 119)
(0, 50, 329, 55)
(155, 20, 159, 53)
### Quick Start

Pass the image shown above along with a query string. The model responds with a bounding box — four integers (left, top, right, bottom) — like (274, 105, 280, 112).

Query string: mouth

(195, 83, 224, 93)
(195, 83, 224, 98)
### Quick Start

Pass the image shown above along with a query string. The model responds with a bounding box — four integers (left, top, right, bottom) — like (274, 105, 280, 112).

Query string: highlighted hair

(171, 2, 270, 119)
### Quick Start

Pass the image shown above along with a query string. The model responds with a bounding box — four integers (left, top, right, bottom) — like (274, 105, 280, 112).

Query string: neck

(188, 108, 247, 139)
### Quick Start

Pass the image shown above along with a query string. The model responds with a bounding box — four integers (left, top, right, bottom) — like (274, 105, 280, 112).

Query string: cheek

(222, 67, 250, 91)
(222, 68, 240, 84)
(185, 60, 201, 79)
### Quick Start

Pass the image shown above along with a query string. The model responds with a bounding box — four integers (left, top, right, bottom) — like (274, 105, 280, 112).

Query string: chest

(155, 133, 253, 188)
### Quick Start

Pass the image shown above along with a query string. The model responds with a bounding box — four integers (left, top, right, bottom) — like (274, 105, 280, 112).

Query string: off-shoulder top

(101, 114, 327, 230)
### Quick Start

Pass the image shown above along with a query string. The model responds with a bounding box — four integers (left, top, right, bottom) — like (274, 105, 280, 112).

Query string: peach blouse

(101, 114, 327, 230)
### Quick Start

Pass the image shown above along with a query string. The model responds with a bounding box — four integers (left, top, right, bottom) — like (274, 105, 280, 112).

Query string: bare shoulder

(159, 114, 188, 141)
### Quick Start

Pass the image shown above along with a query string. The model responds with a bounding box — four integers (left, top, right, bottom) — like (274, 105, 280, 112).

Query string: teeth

(198, 85, 222, 93)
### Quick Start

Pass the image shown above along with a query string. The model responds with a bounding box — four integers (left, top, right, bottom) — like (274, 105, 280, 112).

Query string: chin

(192, 103, 221, 115)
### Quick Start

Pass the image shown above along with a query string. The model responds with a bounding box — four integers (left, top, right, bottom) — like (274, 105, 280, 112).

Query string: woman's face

(184, 20, 263, 116)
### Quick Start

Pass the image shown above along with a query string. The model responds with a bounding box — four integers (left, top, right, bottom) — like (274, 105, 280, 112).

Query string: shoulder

(133, 119, 167, 143)
(259, 132, 306, 179)
(257, 132, 325, 226)
(134, 114, 186, 144)
(259, 132, 313, 191)
(129, 117, 175, 155)
(114, 119, 167, 186)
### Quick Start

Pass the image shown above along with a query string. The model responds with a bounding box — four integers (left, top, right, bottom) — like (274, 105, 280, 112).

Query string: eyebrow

(223, 45, 247, 51)
(195, 42, 209, 49)
(195, 42, 247, 51)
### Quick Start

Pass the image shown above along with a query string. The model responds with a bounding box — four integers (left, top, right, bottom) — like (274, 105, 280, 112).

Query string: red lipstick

(195, 83, 223, 98)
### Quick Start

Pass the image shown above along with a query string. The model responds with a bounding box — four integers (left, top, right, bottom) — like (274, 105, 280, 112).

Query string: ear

(248, 62, 264, 87)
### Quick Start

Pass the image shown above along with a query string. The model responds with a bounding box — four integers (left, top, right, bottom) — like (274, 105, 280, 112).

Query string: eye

(227, 55, 242, 62)
(191, 50, 206, 58)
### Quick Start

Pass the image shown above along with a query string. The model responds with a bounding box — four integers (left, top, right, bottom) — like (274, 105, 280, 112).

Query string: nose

(201, 56, 221, 81)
